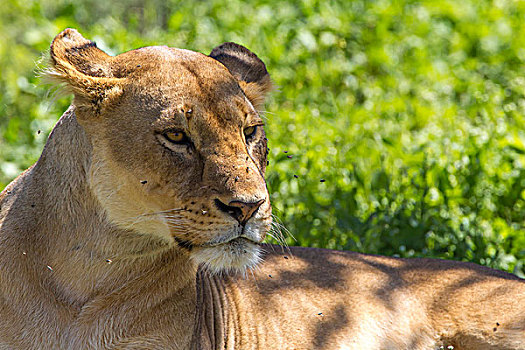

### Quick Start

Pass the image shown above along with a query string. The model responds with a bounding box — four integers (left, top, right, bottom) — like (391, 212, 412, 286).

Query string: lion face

(48, 29, 273, 273)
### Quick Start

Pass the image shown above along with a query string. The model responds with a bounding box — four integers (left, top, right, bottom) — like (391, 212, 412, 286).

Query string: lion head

(47, 29, 273, 273)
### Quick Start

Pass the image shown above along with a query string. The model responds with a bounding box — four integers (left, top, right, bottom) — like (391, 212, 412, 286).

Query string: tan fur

(0, 29, 523, 349)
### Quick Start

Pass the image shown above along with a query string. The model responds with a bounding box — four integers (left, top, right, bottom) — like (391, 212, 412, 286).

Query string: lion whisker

(269, 223, 289, 245)
(128, 208, 187, 221)
(163, 215, 187, 220)
(256, 109, 275, 116)
(267, 219, 294, 257)
(270, 214, 295, 242)
(266, 232, 285, 246)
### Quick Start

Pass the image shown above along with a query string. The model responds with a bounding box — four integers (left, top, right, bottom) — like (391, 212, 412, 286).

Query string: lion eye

(164, 131, 187, 143)
(243, 126, 257, 138)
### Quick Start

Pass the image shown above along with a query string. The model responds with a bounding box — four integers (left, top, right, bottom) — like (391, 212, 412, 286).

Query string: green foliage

(1, 0, 524, 275)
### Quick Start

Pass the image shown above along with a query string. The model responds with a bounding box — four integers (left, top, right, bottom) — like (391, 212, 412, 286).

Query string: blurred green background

(1, 0, 524, 276)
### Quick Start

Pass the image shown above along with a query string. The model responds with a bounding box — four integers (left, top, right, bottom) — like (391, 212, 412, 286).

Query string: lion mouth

(174, 236, 259, 251)
(201, 236, 259, 248)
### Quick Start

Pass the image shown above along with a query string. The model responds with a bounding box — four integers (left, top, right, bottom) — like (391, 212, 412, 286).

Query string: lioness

(0, 28, 523, 350)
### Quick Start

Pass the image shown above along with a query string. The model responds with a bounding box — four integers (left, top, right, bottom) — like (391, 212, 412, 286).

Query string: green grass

(1, 0, 524, 276)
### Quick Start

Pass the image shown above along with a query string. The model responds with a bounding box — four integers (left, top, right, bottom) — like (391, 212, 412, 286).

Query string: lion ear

(210, 42, 272, 111)
(47, 28, 122, 113)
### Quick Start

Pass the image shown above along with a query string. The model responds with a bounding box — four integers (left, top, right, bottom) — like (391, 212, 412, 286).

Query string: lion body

(0, 29, 523, 349)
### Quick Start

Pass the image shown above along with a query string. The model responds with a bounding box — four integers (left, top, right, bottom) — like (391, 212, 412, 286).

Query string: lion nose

(214, 198, 265, 225)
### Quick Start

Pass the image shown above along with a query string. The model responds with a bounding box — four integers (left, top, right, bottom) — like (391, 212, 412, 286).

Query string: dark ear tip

(209, 42, 271, 108)
(209, 42, 269, 83)
(210, 42, 256, 58)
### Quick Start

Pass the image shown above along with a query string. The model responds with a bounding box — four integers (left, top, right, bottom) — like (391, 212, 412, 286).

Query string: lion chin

(190, 238, 262, 275)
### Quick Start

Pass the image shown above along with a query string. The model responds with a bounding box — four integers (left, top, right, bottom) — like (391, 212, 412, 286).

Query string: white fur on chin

(190, 239, 262, 275)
